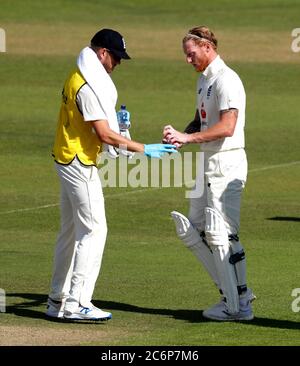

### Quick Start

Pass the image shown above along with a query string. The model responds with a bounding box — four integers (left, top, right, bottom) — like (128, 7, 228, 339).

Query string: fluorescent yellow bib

(52, 68, 101, 166)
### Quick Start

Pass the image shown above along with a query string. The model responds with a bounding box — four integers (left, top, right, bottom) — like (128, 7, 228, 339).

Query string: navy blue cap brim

(110, 49, 131, 60)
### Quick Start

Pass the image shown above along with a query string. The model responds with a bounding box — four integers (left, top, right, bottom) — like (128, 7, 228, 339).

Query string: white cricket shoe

(63, 305, 112, 321)
(205, 288, 256, 314)
(203, 302, 254, 321)
(202, 298, 254, 321)
(203, 289, 255, 321)
(45, 297, 65, 319)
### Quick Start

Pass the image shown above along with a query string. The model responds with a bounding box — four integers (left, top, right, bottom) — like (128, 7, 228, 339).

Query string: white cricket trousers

(189, 149, 248, 233)
(49, 157, 107, 312)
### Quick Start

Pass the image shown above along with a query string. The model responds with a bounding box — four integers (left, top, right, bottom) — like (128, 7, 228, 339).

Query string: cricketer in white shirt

(163, 27, 254, 321)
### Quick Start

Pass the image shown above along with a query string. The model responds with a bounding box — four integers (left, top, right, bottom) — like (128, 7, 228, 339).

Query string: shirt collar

(202, 55, 225, 79)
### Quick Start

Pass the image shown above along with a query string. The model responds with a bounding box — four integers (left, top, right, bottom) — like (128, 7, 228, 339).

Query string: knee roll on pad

(171, 211, 203, 248)
(204, 207, 228, 247)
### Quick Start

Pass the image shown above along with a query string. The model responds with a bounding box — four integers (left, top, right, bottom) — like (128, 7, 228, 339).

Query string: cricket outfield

(0, 0, 300, 346)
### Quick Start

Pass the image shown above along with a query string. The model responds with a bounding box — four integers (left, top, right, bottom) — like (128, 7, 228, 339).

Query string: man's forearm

(91, 119, 144, 152)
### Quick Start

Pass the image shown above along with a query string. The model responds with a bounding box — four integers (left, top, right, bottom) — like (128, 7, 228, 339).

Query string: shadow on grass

(267, 216, 300, 222)
(5, 293, 109, 325)
(5, 293, 58, 322)
(96, 300, 300, 330)
(5, 293, 300, 329)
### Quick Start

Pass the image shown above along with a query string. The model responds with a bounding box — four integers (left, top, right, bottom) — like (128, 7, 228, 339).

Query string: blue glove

(144, 144, 178, 158)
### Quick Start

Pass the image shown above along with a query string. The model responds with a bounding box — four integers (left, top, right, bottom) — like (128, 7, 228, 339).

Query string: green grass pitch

(0, 0, 300, 346)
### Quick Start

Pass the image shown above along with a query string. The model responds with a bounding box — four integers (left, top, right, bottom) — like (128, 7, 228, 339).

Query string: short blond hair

(183, 26, 218, 50)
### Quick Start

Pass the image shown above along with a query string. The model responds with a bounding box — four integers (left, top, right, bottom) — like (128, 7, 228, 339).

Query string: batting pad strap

(204, 207, 228, 247)
(229, 250, 245, 265)
(229, 234, 240, 242)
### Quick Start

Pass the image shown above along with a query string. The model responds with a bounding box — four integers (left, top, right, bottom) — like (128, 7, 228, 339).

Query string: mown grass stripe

(1, 160, 299, 215)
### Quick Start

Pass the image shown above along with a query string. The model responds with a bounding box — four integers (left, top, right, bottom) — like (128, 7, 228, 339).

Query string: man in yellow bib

(46, 28, 176, 321)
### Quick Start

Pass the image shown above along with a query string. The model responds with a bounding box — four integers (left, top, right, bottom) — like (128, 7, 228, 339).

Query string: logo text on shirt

(207, 85, 213, 98)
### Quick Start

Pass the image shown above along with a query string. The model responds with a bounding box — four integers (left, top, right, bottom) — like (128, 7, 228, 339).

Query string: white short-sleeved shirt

(196, 55, 246, 152)
(76, 83, 107, 122)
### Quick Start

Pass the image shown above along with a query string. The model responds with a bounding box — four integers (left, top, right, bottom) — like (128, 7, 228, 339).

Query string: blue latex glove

(144, 144, 178, 158)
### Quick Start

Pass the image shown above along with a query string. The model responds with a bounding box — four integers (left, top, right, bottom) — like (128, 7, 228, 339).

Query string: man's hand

(163, 125, 189, 146)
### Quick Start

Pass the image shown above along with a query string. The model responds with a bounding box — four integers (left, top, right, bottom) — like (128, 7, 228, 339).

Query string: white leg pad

(171, 211, 220, 288)
(205, 207, 239, 314)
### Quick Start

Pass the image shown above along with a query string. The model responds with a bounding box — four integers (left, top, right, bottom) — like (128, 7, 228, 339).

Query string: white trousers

(189, 149, 247, 234)
(49, 157, 107, 312)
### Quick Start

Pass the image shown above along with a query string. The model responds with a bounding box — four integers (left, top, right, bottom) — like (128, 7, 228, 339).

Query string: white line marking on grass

(1, 160, 299, 215)
(248, 160, 300, 173)
(0, 203, 59, 215)
(0, 189, 158, 215)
